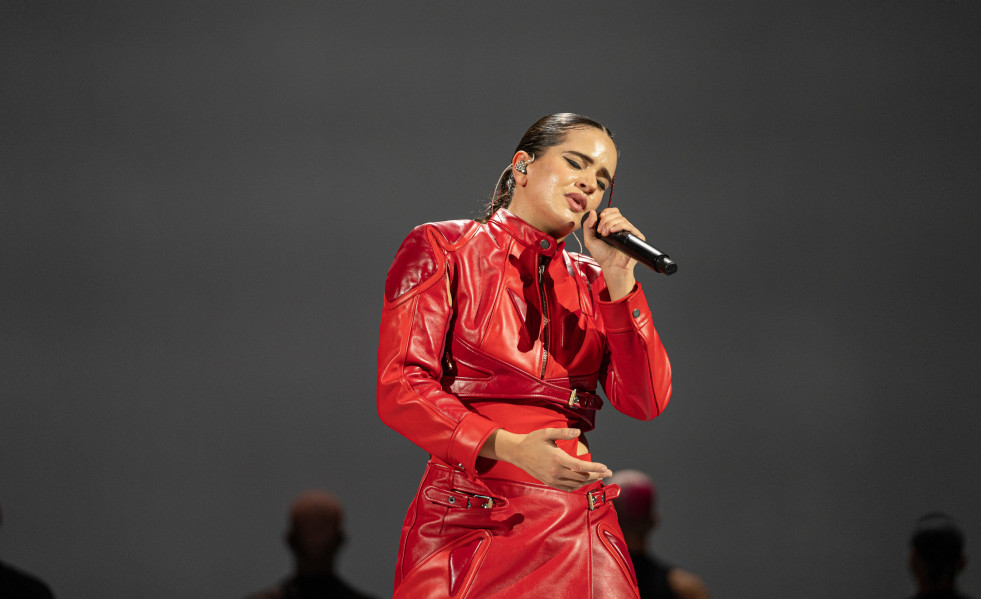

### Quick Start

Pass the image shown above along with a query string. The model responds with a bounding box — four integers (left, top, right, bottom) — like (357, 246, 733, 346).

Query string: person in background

(247, 490, 375, 599)
(607, 470, 710, 599)
(907, 512, 973, 599)
(0, 502, 56, 599)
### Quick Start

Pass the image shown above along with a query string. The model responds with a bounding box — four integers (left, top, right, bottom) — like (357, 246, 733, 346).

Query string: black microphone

(581, 213, 677, 276)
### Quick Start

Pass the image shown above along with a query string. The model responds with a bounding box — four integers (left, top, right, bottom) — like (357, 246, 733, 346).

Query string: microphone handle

(604, 230, 678, 276)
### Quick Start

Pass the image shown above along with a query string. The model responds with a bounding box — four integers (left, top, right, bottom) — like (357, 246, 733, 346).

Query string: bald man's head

(286, 490, 345, 571)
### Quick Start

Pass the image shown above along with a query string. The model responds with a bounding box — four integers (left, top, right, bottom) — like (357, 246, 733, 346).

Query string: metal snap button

(633, 308, 641, 318)
(540, 239, 549, 249)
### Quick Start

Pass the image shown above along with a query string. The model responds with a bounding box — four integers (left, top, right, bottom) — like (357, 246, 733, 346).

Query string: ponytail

(477, 164, 517, 223)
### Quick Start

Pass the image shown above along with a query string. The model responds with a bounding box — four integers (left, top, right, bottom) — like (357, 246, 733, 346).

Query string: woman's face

(509, 127, 617, 240)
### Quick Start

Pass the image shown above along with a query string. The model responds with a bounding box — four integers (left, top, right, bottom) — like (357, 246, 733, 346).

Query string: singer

(377, 113, 673, 598)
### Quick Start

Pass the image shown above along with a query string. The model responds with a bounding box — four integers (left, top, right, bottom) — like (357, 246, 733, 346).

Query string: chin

(553, 221, 576, 240)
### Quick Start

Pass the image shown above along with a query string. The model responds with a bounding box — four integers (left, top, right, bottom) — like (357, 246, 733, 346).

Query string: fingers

(560, 456, 613, 479)
(595, 208, 645, 241)
(536, 427, 581, 442)
(580, 210, 599, 241)
(551, 463, 613, 492)
(531, 430, 611, 476)
(517, 427, 614, 491)
(554, 449, 612, 482)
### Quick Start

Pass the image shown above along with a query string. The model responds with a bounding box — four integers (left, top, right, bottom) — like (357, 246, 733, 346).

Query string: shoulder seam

(424, 219, 480, 252)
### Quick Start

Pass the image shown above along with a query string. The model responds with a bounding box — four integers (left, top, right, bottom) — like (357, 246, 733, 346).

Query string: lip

(565, 192, 588, 213)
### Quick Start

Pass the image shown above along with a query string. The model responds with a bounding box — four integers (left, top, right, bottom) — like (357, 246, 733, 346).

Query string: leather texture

(377, 209, 672, 596)
(377, 209, 672, 480)
(394, 462, 641, 599)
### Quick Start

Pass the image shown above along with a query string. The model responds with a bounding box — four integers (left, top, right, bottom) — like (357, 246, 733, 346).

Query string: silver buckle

(587, 489, 605, 510)
(469, 494, 495, 509)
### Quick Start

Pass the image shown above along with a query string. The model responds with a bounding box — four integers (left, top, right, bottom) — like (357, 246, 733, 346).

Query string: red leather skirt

(393, 460, 640, 598)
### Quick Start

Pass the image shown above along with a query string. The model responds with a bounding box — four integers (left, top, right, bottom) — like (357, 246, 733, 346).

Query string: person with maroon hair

(377, 113, 673, 597)
(607, 470, 710, 599)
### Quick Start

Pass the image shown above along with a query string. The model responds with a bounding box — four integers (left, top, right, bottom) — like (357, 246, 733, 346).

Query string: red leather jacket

(377, 209, 672, 484)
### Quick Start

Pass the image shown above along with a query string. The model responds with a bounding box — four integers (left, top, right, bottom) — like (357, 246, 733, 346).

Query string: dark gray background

(2, 2, 980, 598)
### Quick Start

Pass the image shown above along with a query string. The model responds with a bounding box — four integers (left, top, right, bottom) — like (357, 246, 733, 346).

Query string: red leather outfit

(377, 209, 672, 598)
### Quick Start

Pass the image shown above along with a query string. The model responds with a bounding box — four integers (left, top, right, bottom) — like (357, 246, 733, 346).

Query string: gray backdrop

(2, 2, 980, 598)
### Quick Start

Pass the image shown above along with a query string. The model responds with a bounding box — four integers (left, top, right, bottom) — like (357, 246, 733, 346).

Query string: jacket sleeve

(595, 281, 672, 420)
(376, 225, 500, 479)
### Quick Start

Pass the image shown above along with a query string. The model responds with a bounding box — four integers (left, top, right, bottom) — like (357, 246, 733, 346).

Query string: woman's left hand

(581, 208, 642, 300)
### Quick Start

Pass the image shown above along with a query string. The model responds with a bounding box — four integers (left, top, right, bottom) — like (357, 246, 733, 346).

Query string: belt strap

(441, 337, 603, 429)
(587, 484, 621, 510)
(423, 485, 509, 510)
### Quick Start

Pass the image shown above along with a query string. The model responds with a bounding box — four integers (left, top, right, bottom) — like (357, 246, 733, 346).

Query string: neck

(506, 203, 572, 241)
(295, 556, 335, 576)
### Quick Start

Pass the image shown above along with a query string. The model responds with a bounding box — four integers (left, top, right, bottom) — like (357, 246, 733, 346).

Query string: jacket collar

(489, 209, 565, 258)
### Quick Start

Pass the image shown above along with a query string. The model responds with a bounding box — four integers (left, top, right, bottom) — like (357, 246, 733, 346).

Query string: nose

(577, 174, 597, 196)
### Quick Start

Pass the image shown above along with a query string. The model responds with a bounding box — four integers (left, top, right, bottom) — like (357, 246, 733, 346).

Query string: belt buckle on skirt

(470, 494, 495, 509)
(587, 488, 605, 510)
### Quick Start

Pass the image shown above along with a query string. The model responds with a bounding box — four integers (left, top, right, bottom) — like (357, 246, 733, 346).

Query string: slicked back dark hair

(478, 113, 615, 223)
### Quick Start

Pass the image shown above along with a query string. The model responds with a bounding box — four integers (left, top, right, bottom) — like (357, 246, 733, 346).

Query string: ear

(511, 151, 533, 187)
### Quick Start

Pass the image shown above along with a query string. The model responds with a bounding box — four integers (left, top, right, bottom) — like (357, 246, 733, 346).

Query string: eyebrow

(565, 151, 612, 184)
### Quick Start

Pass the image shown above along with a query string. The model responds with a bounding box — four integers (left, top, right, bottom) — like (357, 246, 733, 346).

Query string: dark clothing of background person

(631, 551, 680, 599)
(608, 469, 710, 599)
(247, 573, 375, 599)
(246, 490, 374, 599)
(0, 560, 56, 599)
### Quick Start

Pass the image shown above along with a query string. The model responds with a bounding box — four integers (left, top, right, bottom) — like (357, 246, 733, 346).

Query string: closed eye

(565, 152, 610, 190)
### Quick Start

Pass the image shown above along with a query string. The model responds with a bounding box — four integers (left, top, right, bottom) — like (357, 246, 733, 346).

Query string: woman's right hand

(480, 428, 613, 492)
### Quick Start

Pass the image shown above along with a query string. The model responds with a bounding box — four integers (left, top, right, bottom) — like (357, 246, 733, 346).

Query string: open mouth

(566, 193, 587, 212)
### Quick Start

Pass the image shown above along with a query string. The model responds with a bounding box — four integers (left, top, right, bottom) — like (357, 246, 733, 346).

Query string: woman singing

(376, 113, 672, 598)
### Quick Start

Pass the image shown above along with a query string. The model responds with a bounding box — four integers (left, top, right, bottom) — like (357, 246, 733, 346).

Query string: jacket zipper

(538, 254, 549, 379)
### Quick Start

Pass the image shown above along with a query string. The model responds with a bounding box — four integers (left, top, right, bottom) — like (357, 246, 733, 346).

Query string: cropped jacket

(376, 209, 672, 483)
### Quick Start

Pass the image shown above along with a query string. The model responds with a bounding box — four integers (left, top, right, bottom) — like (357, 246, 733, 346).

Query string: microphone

(581, 212, 678, 276)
